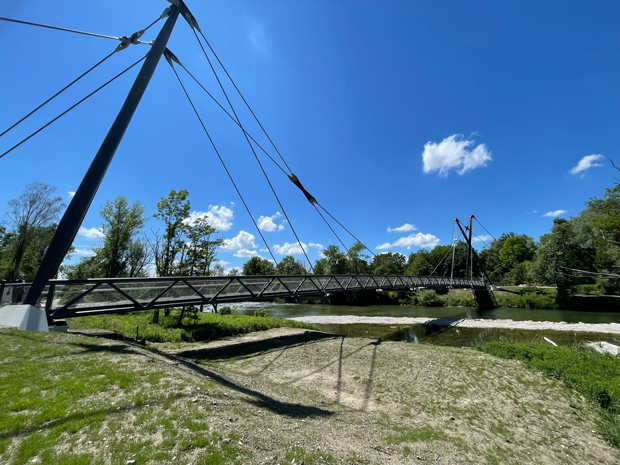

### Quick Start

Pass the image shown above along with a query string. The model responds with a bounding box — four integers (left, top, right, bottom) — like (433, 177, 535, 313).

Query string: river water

(231, 301, 620, 347)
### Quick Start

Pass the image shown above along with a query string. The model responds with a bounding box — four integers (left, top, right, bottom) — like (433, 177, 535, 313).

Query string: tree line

(1, 170, 618, 300)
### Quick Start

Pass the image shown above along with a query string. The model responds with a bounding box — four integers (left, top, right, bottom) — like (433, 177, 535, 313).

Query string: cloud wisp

(258, 212, 285, 232)
(387, 223, 417, 233)
(221, 231, 260, 258)
(472, 234, 492, 244)
(185, 204, 234, 231)
(422, 134, 492, 176)
(570, 154, 604, 175)
(78, 227, 104, 239)
(376, 232, 440, 250)
(543, 210, 567, 218)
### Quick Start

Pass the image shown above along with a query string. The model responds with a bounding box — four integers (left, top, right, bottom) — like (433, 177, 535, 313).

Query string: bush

(476, 342, 620, 413)
(253, 308, 270, 318)
(70, 310, 313, 343)
(417, 290, 443, 307)
(219, 306, 237, 315)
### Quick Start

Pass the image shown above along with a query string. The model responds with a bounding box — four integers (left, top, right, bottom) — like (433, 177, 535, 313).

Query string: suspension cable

(431, 221, 456, 277)
(312, 204, 349, 253)
(0, 50, 117, 139)
(197, 30, 293, 174)
(450, 221, 457, 284)
(474, 217, 496, 242)
(168, 63, 279, 265)
(177, 62, 288, 175)
(192, 29, 315, 273)
(0, 55, 146, 161)
(0, 16, 122, 41)
(472, 232, 490, 249)
(316, 203, 375, 257)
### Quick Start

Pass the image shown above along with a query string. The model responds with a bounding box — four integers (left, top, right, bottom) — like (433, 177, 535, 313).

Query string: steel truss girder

(44, 274, 486, 320)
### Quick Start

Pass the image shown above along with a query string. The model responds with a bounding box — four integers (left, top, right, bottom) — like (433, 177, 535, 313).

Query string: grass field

(69, 309, 314, 343)
(1, 328, 619, 464)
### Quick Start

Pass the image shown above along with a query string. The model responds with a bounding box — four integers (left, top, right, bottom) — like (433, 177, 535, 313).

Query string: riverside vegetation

(2, 326, 620, 464)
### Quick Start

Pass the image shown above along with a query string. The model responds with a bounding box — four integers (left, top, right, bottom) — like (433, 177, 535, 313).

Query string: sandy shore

(290, 315, 620, 335)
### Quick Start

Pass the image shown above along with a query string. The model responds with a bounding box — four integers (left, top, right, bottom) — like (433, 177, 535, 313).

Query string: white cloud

(68, 191, 75, 198)
(472, 234, 492, 243)
(249, 19, 267, 52)
(74, 248, 95, 256)
(422, 134, 492, 176)
(185, 204, 234, 231)
(274, 242, 308, 255)
(570, 154, 604, 175)
(78, 227, 104, 239)
(309, 242, 324, 249)
(376, 233, 440, 250)
(234, 249, 262, 258)
(388, 223, 417, 233)
(258, 212, 284, 232)
(543, 210, 567, 218)
(221, 230, 257, 251)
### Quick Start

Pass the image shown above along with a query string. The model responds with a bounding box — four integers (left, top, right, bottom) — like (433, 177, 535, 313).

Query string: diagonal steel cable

(168, 63, 279, 266)
(0, 55, 146, 160)
(0, 50, 117, 139)
(192, 29, 315, 272)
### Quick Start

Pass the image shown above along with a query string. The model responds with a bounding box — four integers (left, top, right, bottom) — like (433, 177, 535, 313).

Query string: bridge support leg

(472, 289, 496, 310)
(23, 4, 181, 307)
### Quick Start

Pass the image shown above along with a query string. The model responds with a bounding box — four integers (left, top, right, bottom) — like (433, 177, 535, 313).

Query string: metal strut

(24, 4, 182, 306)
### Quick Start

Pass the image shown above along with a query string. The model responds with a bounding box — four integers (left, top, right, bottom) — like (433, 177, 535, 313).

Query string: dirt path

(158, 327, 620, 464)
(289, 315, 620, 335)
(3, 328, 618, 464)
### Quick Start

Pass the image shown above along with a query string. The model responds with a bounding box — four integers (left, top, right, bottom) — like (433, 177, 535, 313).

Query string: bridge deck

(25, 274, 487, 320)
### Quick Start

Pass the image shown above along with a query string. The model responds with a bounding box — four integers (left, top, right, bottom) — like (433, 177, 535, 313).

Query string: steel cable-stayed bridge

(1, 274, 489, 321)
(0, 2, 497, 330)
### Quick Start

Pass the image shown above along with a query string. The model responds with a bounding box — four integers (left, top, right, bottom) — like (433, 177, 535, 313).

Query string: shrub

(417, 290, 443, 307)
(253, 308, 270, 318)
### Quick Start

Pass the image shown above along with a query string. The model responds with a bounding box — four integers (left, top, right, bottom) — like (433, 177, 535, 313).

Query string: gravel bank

(290, 315, 620, 335)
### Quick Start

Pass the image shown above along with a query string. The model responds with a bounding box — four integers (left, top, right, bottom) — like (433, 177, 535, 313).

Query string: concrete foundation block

(0, 305, 49, 332)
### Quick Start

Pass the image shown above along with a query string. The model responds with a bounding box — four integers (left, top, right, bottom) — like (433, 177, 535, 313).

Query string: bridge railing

(37, 274, 486, 320)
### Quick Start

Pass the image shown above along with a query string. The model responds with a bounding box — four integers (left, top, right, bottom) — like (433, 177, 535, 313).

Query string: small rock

(450, 417, 455, 421)
(126, 461, 136, 465)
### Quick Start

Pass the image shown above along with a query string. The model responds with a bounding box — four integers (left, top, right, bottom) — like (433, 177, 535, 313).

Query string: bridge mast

(24, 3, 182, 306)
(465, 215, 474, 280)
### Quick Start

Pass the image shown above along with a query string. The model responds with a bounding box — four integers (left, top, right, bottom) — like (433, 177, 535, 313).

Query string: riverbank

(289, 315, 620, 335)
(2, 327, 619, 464)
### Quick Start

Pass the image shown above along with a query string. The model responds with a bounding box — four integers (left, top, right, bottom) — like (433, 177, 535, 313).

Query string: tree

(498, 236, 536, 272)
(149, 189, 191, 278)
(346, 242, 371, 274)
(242, 256, 275, 275)
(371, 252, 406, 275)
(405, 249, 433, 275)
(276, 255, 308, 275)
(177, 216, 223, 276)
(98, 196, 147, 278)
(3, 182, 65, 280)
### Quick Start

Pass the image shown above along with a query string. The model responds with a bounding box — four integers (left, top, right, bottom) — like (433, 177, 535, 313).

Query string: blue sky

(1, 0, 618, 272)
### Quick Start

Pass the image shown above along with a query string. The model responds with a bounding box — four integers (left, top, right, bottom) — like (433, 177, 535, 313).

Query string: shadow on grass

(148, 344, 336, 419)
(176, 330, 337, 362)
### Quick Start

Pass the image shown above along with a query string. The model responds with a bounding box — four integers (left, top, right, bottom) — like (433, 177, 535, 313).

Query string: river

(231, 301, 620, 347)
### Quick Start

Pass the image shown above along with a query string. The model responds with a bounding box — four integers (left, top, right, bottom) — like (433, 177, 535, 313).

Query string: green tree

(98, 196, 147, 278)
(3, 182, 65, 280)
(405, 249, 433, 275)
(346, 242, 371, 274)
(242, 256, 275, 275)
(498, 236, 536, 272)
(178, 216, 224, 276)
(371, 252, 406, 275)
(150, 189, 191, 277)
(276, 255, 308, 275)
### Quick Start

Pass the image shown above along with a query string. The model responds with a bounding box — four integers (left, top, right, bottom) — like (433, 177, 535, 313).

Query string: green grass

(0, 329, 250, 465)
(70, 310, 314, 343)
(476, 341, 620, 447)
